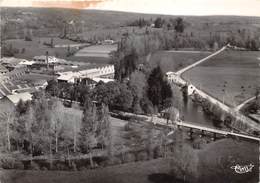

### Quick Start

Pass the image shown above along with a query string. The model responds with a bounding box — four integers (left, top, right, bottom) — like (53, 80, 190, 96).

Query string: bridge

(170, 121, 260, 142)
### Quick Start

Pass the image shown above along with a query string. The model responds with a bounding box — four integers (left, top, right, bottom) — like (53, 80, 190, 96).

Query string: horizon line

(1, 6, 260, 18)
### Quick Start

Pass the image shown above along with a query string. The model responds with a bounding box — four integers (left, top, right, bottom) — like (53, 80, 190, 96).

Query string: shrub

(122, 153, 136, 163)
(137, 151, 148, 161)
(14, 161, 24, 170)
(55, 162, 69, 171)
(70, 161, 77, 171)
(192, 138, 207, 150)
(124, 122, 131, 131)
(0, 159, 15, 169)
(153, 146, 163, 159)
(29, 161, 40, 170)
(41, 166, 48, 171)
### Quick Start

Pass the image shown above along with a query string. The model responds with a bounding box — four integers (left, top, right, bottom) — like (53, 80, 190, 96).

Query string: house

(92, 77, 114, 83)
(0, 64, 8, 75)
(5, 92, 33, 106)
(57, 64, 115, 84)
(165, 71, 176, 82)
(33, 80, 48, 90)
(33, 56, 58, 63)
(57, 72, 81, 83)
(0, 57, 27, 71)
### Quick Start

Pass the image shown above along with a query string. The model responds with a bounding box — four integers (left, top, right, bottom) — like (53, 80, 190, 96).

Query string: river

(171, 84, 217, 128)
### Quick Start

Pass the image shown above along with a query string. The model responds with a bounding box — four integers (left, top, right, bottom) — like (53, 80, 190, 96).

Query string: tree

(147, 66, 173, 111)
(91, 81, 121, 109)
(46, 79, 59, 97)
(174, 17, 185, 33)
(154, 17, 164, 28)
(129, 71, 147, 114)
(96, 104, 112, 156)
(115, 84, 134, 111)
(24, 105, 36, 161)
(0, 106, 16, 151)
(50, 100, 64, 153)
(78, 99, 97, 167)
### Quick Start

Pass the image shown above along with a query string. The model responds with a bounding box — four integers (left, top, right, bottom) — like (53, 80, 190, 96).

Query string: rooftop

(6, 92, 32, 105)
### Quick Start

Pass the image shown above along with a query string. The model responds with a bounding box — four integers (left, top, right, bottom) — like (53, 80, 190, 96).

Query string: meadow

(149, 50, 211, 73)
(4, 38, 80, 60)
(182, 50, 260, 107)
(74, 44, 117, 58)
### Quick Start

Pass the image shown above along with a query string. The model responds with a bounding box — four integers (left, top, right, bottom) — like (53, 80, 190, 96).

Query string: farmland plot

(149, 50, 211, 73)
(182, 50, 260, 107)
(74, 44, 117, 58)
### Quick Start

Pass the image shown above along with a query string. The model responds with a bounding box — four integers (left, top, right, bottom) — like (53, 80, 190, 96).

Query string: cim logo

(231, 164, 254, 174)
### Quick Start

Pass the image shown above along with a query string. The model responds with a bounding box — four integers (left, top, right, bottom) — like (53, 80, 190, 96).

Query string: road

(173, 121, 260, 141)
(235, 95, 259, 112)
(176, 46, 227, 75)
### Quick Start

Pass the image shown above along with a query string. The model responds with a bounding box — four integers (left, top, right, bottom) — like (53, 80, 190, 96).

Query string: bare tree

(51, 101, 64, 153)
(0, 106, 16, 152)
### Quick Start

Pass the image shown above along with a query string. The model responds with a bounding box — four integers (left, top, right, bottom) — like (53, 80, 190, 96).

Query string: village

(0, 47, 115, 106)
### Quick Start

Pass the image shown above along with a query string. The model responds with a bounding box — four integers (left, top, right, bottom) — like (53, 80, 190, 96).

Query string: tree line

(127, 17, 185, 33)
(46, 65, 172, 114)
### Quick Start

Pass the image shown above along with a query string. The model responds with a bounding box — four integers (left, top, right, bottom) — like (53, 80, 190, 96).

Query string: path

(235, 95, 259, 112)
(176, 46, 227, 75)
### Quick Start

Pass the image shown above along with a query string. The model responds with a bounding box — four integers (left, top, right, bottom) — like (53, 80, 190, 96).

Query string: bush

(55, 162, 69, 171)
(14, 161, 24, 170)
(0, 158, 15, 169)
(29, 161, 40, 170)
(122, 153, 136, 163)
(41, 166, 49, 171)
(106, 156, 122, 166)
(153, 146, 163, 159)
(70, 161, 78, 171)
(192, 138, 207, 150)
(124, 122, 131, 131)
(137, 151, 148, 161)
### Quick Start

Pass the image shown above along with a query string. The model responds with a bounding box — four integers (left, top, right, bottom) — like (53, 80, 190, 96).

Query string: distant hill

(1, 7, 260, 40)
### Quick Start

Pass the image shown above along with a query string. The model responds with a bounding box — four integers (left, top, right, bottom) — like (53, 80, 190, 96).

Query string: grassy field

(149, 51, 211, 73)
(182, 50, 260, 107)
(4, 38, 77, 60)
(74, 44, 117, 58)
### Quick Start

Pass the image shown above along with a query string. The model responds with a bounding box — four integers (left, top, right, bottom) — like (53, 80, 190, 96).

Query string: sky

(0, 0, 260, 16)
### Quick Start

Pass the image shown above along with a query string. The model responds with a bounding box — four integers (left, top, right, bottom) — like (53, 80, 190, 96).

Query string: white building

(6, 92, 33, 106)
(33, 56, 58, 63)
(57, 65, 115, 84)
(165, 71, 186, 86)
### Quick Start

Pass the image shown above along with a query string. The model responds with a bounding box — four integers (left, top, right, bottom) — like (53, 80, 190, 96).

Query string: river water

(171, 84, 216, 128)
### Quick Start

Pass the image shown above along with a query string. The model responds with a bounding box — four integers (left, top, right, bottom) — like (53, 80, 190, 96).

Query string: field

(74, 44, 117, 58)
(182, 50, 260, 107)
(4, 38, 81, 60)
(3, 38, 116, 64)
(149, 51, 211, 73)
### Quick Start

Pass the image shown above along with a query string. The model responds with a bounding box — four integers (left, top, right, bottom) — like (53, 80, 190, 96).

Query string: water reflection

(172, 84, 214, 127)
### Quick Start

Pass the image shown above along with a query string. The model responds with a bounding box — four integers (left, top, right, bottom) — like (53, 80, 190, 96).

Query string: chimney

(46, 51, 49, 70)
